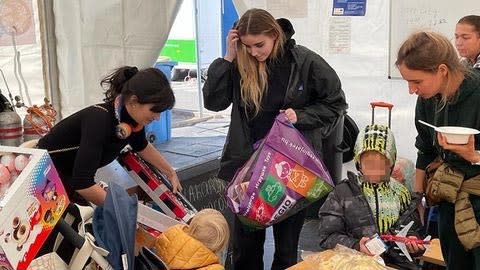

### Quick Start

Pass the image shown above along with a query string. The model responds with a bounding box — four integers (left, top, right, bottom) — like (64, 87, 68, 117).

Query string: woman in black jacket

(38, 66, 181, 206)
(202, 8, 347, 270)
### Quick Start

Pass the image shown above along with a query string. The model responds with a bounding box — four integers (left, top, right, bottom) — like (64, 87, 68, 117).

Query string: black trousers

(232, 209, 306, 270)
(438, 196, 480, 270)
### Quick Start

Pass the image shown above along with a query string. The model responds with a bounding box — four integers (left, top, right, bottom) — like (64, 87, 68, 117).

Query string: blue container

(154, 61, 177, 81)
(145, 110, 172, 145)
(145, 61, 177, 145)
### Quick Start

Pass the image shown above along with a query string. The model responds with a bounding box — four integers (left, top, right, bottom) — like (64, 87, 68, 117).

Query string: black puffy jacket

(202, 19, 347, 181)
(318, 172, 425, 270)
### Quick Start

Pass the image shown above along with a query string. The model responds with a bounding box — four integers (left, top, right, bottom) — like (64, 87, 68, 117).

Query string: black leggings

(231, 209, 306, 270)
(438, 196, 480, 270)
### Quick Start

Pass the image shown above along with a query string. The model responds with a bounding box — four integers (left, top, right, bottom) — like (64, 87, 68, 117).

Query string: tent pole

(194, 0, 204, 118)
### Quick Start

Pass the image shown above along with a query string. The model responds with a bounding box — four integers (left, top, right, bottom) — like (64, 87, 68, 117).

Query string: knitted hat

(354, 124, 397, 169)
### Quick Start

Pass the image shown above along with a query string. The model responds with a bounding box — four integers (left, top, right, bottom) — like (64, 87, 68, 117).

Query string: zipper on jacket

(282, 62, 298, 106)
(374, 184, 381, 233)
(348, 175, 381, 234)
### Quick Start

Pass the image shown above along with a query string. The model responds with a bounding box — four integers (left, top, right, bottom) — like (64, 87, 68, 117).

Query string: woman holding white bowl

(396, 31, 480, 270)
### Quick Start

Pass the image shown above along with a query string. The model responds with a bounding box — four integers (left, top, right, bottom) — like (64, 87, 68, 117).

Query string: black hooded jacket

(202, 18, 348, 181)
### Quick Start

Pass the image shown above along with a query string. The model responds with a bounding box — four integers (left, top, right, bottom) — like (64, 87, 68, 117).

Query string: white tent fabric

(53, 0, 182, 116)
(0, 0, 45, 109)
(231, 0, 392, 77)
(0, 0, 419, 160)
(232, 0, 417, 161)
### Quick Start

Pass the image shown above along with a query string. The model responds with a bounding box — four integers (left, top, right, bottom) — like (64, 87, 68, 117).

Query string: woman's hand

(166, 170, 182, 193)
(138, 143, 183, 194)
(280, 108, 297, 124)
(358, 237, 374, 256)
(437, 133, 480, 163)
(77, 184, 107, 206)
(224, 29, 239, 62)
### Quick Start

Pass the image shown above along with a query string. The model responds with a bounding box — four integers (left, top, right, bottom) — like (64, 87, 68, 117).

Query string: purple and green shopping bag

(225, 113, 334, 229)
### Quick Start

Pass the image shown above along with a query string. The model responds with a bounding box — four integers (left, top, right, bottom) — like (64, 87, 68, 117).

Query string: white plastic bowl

(438, 126, 480, 144)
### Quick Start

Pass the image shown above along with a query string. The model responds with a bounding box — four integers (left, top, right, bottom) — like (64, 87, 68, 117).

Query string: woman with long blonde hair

(203, 8, 347, 270)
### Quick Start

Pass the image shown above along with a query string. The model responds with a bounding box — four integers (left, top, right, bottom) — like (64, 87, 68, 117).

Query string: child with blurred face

(360, 151, 391, 183)
(319, 124, 425, 270)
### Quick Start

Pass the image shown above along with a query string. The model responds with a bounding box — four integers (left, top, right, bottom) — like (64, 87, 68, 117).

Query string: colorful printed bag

(225, 113, 334, 229)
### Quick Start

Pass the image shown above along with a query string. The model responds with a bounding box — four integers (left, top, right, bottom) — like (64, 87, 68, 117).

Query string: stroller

(28, 203, 111, 270)
(29, 184, 168, 270)
(21, 141, 175, 270)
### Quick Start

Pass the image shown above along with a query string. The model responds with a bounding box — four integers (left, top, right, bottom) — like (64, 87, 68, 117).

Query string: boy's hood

(353, 124, 397, 170)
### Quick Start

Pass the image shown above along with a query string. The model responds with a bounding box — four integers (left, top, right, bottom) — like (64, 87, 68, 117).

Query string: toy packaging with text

(0, 146, 69, 270)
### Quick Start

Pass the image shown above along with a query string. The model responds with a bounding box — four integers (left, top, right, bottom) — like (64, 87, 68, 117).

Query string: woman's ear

(438, 64, 449, 77)
(126, 95, 139, 105)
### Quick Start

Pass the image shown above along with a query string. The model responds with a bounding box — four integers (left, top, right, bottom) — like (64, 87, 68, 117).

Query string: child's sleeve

(318, 191, 361, 250)
(398, 182, 412, 213)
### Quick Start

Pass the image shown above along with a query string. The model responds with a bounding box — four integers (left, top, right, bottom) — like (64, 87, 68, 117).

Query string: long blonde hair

(395, 31, 466, 107)
(236, 8, 285, 116)
(185, 209, 229, 254)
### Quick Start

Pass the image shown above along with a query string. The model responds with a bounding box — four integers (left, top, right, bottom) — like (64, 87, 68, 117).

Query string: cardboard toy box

(119, 150, 197, 223)
(0, 146, 69, 270)
(135, 203, 183, 253)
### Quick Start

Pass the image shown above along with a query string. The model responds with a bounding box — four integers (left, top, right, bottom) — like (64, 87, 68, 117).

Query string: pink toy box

(0, 146, 69, 270)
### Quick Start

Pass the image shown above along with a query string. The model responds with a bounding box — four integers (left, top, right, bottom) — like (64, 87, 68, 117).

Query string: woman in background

(455, 15, 480, 69)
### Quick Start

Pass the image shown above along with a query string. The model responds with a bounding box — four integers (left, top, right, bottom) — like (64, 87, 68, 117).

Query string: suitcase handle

(370, 101, 394, 110)
(370, 101, 394, 127)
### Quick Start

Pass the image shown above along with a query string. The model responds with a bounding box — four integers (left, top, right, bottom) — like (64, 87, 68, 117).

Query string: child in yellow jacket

(155, 209, 229, 270)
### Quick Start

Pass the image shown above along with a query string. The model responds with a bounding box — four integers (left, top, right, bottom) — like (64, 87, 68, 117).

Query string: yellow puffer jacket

(154, 224, 224, 270)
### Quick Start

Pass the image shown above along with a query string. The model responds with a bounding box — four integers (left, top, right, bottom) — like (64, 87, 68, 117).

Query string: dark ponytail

(102, 66, 138, 102)
(101, 66, 175, 113)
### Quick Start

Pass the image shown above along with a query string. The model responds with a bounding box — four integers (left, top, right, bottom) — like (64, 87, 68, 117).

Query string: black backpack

(342, 114, 359, 163)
